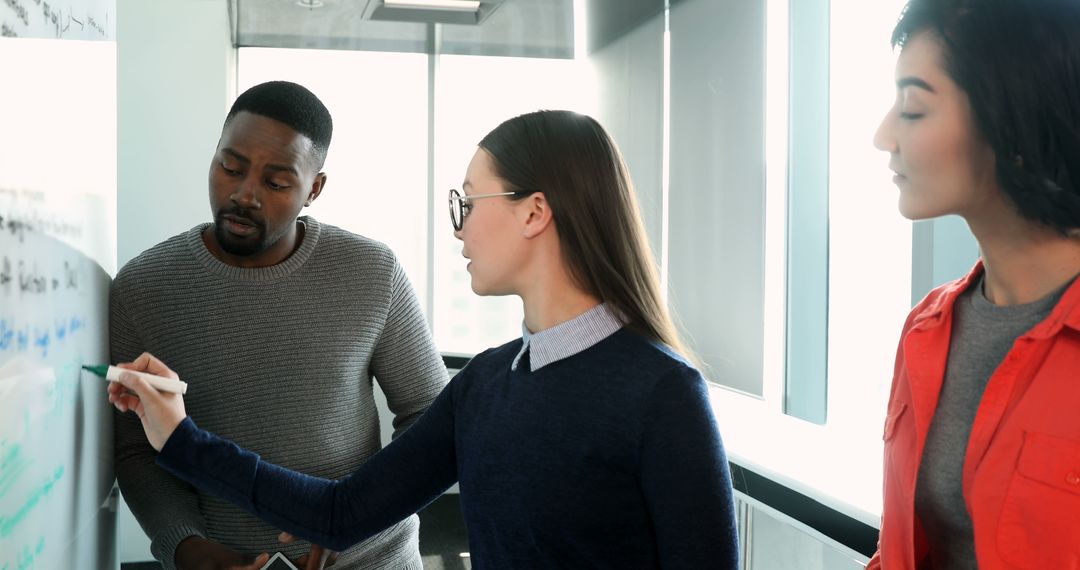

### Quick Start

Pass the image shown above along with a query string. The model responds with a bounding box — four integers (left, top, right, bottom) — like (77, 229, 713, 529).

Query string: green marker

(82, 365, 189, 394)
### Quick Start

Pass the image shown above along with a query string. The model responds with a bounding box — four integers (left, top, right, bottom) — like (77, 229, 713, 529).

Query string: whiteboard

(0, 20, 116, 570)
(0, 230, 113, 570)
(0, 0, 113, 41)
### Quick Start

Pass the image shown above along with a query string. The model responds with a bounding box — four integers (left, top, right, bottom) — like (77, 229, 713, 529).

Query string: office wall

(116, 0, 233, 562)
(117, 0, 234, 268)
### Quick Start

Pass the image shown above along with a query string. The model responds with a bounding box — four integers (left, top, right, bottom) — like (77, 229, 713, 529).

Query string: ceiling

(231, 0, 576, 58)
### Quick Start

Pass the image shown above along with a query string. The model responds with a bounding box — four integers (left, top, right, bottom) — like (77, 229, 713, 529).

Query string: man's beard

(214, 208, 267, 256)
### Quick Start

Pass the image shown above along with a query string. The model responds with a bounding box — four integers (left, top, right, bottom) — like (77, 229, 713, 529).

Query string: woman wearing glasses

(870, 0, 1080, 568)
(109, 110, 739, 569)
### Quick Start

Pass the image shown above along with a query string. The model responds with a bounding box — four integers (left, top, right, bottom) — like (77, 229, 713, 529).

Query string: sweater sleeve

(156, 376, 460, 552)
(640, 368, 739, 569)
(370, 256, 448, 438)
(110, 275, 207, 570)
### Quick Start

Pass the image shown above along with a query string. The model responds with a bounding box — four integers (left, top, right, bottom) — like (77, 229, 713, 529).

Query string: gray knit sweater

(111, 217, 448, 570)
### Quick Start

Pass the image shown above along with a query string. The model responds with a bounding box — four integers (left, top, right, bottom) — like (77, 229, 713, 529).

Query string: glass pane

(749, 505, 868, 570)
(433, 54, 595, 354)
(590, 13, 665, 271)
(669, 0, 766, 395)
(784, 0, 830, 424)
(827, 0, 911, 438)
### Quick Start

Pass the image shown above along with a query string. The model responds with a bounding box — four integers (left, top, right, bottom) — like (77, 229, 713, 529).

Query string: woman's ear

(520, 192, 554, 238)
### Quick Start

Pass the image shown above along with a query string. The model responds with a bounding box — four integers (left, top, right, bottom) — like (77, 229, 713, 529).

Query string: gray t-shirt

(915, 274, 1069, 569)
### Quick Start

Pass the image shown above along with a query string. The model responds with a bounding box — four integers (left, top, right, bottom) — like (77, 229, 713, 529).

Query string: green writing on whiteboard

(0, 465, 64, 538)
(0, 442, 30, 499)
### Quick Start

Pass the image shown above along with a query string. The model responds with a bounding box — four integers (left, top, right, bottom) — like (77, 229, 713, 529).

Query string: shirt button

(1067, 472, 1080, 485)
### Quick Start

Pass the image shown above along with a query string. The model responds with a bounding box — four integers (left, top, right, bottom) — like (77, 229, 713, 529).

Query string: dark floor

(416, 494, 471, 570)
(120, 494, 470, 570)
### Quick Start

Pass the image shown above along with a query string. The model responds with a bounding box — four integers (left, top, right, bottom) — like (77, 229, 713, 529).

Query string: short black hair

(893, 0, 1080, 234)
(225, 81, 333, 169)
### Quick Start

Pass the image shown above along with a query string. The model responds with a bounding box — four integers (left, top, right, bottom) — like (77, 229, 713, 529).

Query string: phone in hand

(260, 552, 299, 570)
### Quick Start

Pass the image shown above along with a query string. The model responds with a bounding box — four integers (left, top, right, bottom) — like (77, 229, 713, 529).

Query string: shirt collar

(910, 261, 985, 328)
(911, 259, 1080, 338)
(511, 303, 625, 372)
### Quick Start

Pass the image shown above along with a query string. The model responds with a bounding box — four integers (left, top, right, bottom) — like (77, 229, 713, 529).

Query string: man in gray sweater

(111, 81, 448, 570)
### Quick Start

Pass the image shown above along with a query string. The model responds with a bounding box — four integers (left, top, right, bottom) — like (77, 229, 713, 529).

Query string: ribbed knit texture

(157, 327, 740, 569)
(111, 217, 448, 570)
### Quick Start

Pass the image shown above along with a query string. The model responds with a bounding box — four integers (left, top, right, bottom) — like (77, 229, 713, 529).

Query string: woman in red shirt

(870, 0, 1080, 568)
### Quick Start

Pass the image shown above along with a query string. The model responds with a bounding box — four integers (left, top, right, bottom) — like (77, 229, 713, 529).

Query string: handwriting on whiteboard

(0, 0, 112, 40)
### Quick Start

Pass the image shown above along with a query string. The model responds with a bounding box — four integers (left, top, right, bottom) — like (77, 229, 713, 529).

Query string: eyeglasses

(447, 188, 530, 231)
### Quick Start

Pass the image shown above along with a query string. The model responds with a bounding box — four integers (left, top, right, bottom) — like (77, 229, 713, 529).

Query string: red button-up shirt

(868, 262, 1080, 569)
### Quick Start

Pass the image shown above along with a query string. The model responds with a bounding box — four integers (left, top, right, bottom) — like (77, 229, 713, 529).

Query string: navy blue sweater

(158, 328, 739, 569)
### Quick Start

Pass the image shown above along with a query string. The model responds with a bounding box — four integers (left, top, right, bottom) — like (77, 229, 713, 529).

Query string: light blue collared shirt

(511, 303, 625, 372)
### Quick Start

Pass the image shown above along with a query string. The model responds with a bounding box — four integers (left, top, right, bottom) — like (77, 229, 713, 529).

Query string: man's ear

(305, 173, 327, 207)
(520, 192, 554, 238)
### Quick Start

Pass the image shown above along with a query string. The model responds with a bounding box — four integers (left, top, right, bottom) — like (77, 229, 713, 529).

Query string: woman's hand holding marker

(107, 352, 188, 451)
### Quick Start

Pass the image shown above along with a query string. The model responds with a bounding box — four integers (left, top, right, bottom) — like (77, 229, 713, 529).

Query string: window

(238, 48, 595, 354)
(589, 0, 917, 522)
(703, 0, 913, 521)
(432, 54, 595, 354)
(238, 48, 430, 304)
(826, 0, 914, 462)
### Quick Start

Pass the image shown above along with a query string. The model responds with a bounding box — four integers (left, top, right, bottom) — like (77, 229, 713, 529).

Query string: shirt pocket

(882, 402, 915, 499)
(997, 431, 1080, 569)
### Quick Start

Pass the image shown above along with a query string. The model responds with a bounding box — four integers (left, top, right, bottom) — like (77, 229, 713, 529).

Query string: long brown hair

(479, 110, 694, 361)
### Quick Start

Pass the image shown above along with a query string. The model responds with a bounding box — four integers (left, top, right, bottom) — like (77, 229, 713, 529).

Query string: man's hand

(175, 536, 270, 570)
(279, 532, 340, 570)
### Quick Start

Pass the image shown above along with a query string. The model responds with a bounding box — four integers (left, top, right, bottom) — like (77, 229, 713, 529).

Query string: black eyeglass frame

(447, 188, 534, 231)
